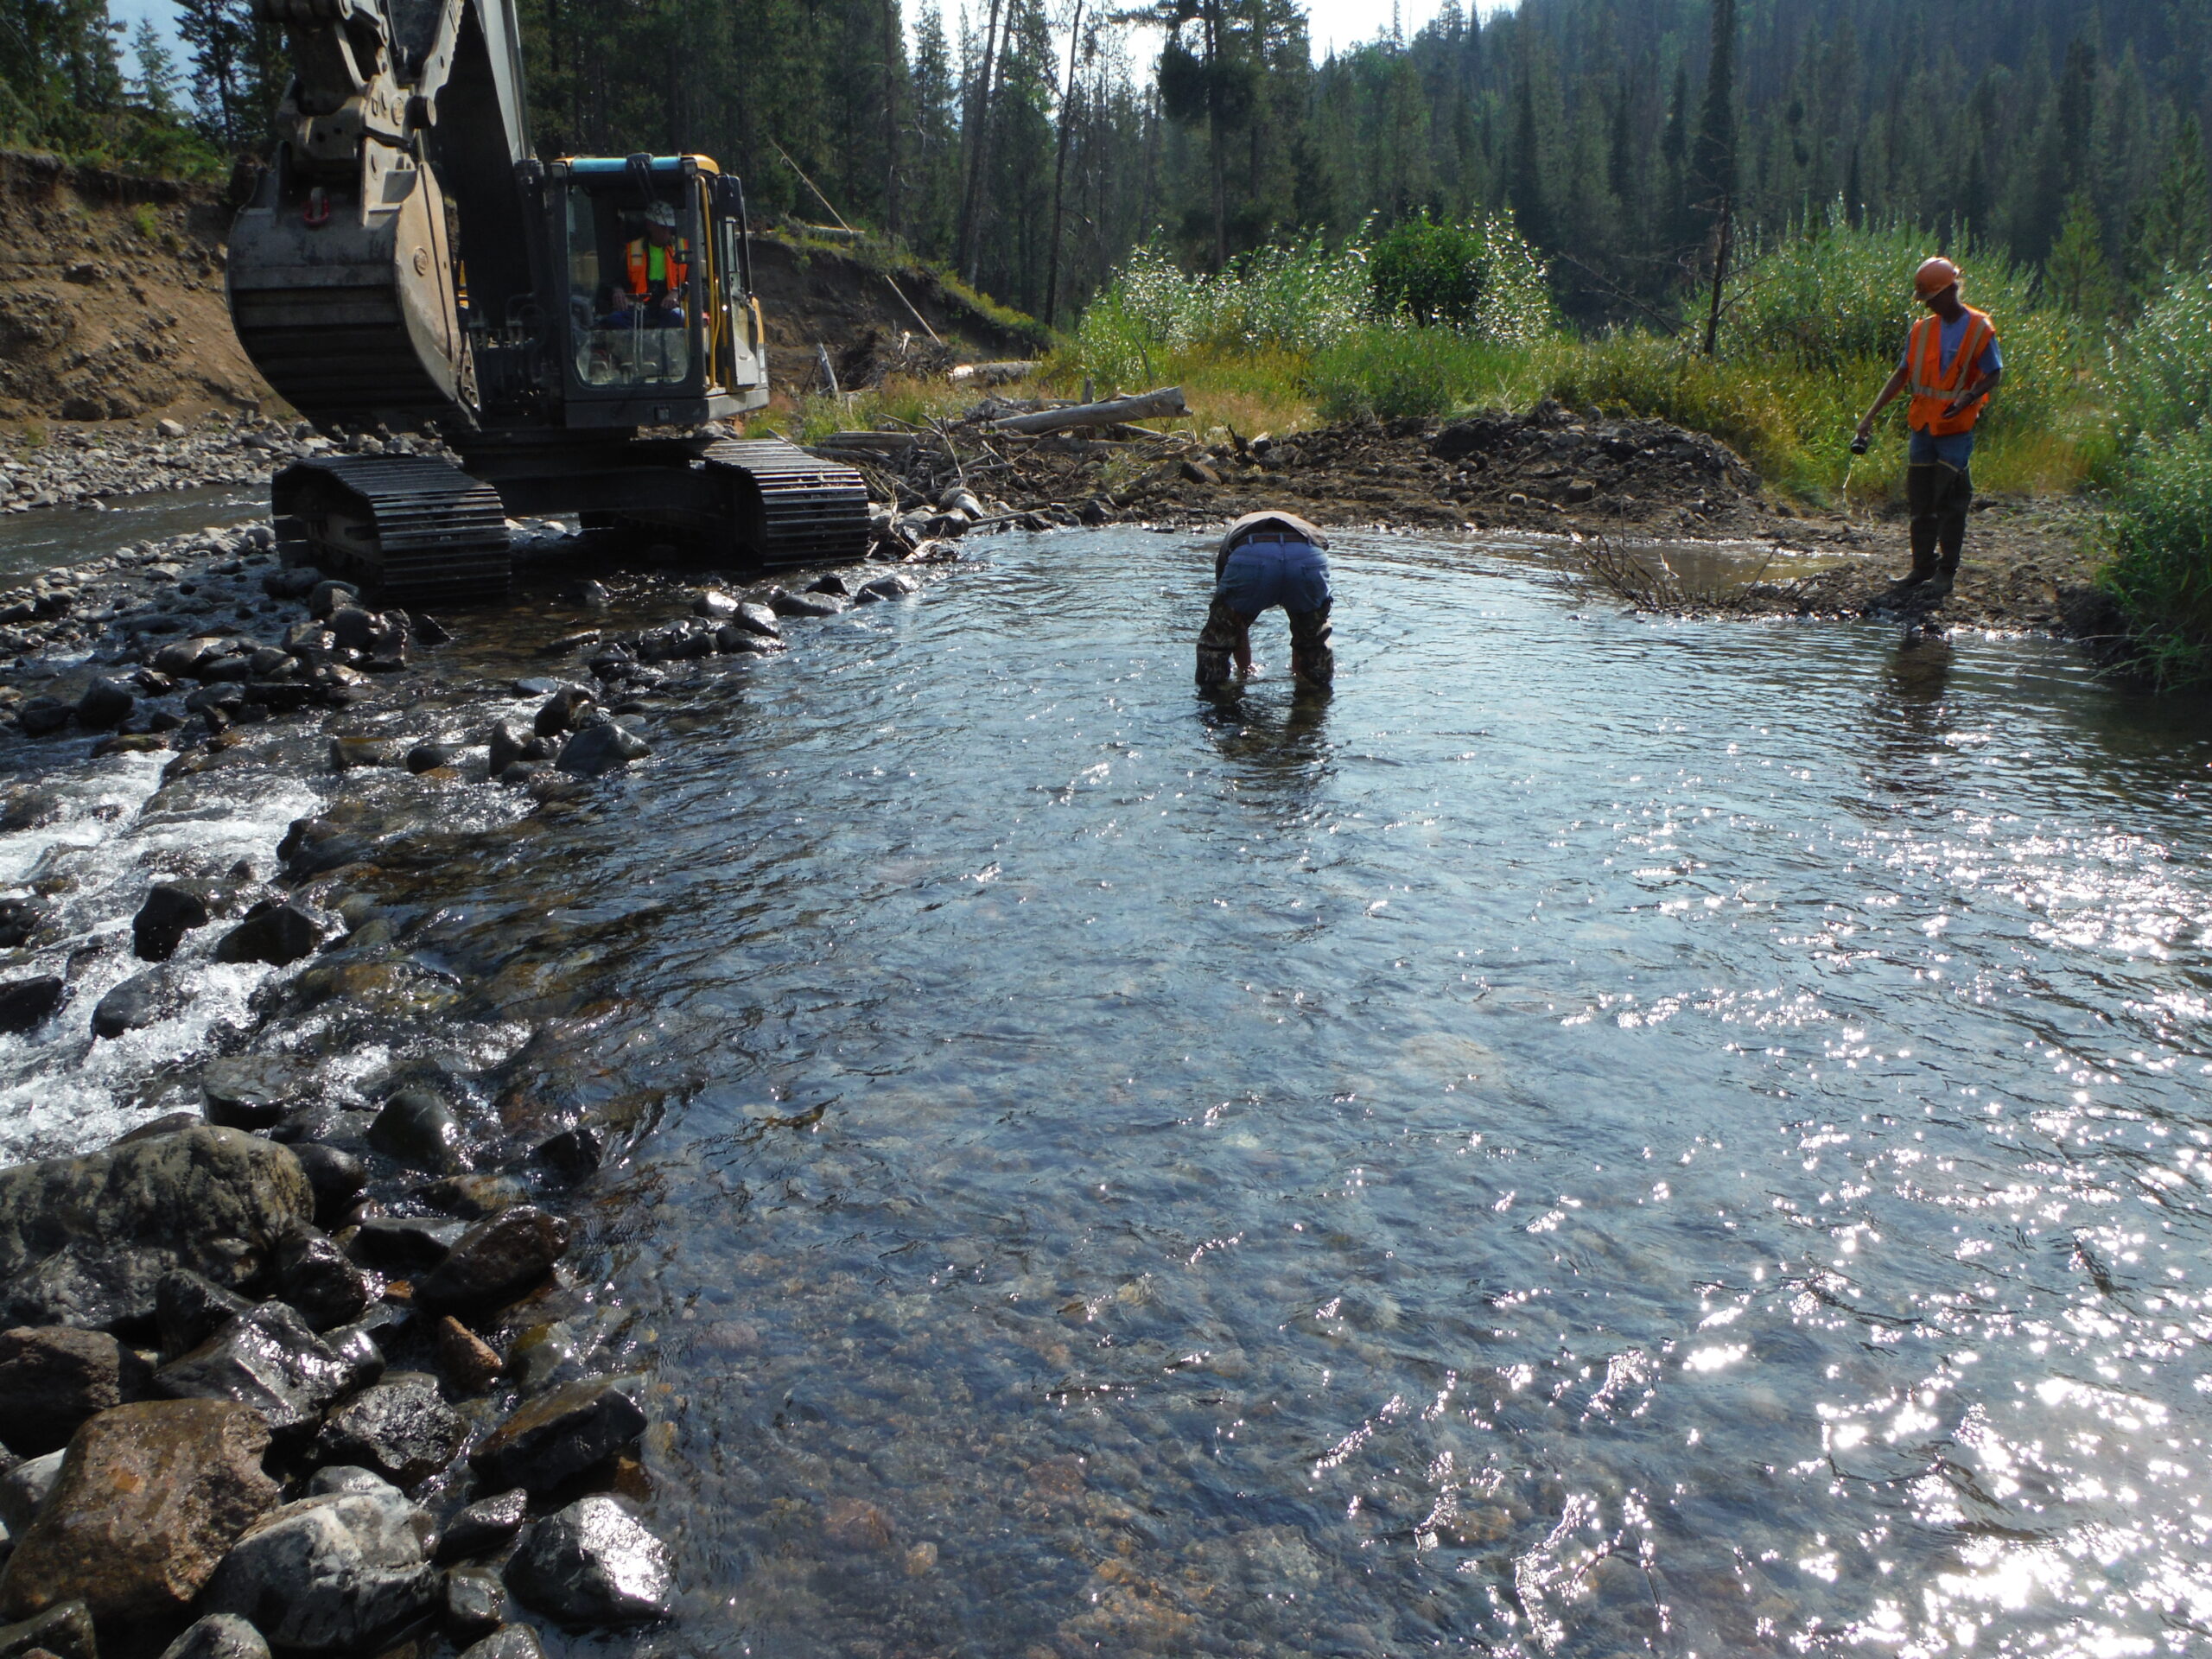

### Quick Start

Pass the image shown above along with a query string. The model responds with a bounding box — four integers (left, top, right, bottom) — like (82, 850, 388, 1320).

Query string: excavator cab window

(564, 179, 695, 391)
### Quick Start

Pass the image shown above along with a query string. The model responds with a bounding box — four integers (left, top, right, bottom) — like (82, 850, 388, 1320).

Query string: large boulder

(0, 1326, 148, 1455)
(504, 1497, 671, 1626)
(554, 722, 649, 779)
(201, 1489, 438, 1655)
(0, 1399, 279, 1624)
(199, 1058, 311, 1132)
(0, 1600, 96, 1659)
(416, 1207, 569, 1314)
(0, 1127, 311, 1332)
(0, 977, 64, 1035)
(469, 1376, 645, 1495)
(314, 1376, 465, 1488)
(133, 883, 213, 963)
(153, 1302, 359, 1438)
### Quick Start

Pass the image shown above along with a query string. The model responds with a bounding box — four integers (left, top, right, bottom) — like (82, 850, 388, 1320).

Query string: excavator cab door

(713, 176, 767, 409)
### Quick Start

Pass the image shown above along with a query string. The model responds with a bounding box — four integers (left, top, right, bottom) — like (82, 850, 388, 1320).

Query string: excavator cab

(546, 154, 768, 428)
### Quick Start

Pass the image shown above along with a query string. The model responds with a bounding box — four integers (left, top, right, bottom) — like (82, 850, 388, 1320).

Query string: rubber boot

(1921, 465, 1971, 602)
(1287, 606, 1334, 690)
(1196, 596, 1244, 689)
(1887, 464, 1944, 600)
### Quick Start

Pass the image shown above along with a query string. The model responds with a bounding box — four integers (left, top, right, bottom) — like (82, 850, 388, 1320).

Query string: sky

(110, 0, 1516, 99)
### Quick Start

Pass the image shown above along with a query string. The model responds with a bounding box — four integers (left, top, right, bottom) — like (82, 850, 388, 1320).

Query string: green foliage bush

(1312, 330, 1531, 423)
(1369, 212, 1552, 339)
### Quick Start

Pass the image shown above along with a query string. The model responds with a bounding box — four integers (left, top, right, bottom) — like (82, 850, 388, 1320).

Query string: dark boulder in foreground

(435, 1490, 528, 1563)
(213, 904, 323, 968)
(200, 1057, 310, 1131)
(0, 1126, 311, 1331)
(315, 1376, 466, 1488)
(0, 1600, 97, 1659)
(202, 1488, 438, 1655)
(156, 1613, 270, 1659)
(133, 882, 213, 962)
(0, 1325, 149, 1454)
(0, 1398, 279, 1624)
(470, 1375, 646, 1494)
(504, 1497, 672, 1625)
(91, 968, 178, 1039)
(153, 1301, 357, 1438)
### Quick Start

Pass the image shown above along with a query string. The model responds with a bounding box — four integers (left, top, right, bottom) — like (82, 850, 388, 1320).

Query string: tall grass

(2100, 267, 2212, 685)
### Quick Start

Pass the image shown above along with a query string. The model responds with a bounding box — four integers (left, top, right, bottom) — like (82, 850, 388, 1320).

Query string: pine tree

(2127, 113, 2212, 305)
(130, 17, 181, 116)
(2047, 186, 2119, 318)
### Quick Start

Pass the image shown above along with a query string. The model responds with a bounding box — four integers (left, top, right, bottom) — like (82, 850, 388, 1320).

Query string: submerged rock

(0, 1325, 148, 1454)
(91, 968, 178, 1039)
(504, 1497, 672, 1625)
(202, 1488, 438, 1655)
(200, 1056, 310, 1131)
(470, 1375, 646, 1494)
(0, 1399, 278, 1624)
(153, 1300, 356, 1438)
(367, 1090, 462, 1173)
(315, 1376, 466, 1488)
(0, 977, 64, 1035)
(416, 1207, 569, 1313)
(0, 1600, 95, 1659)
(156, 1612, 270, 1659)
(0, 1126, 311, 1330)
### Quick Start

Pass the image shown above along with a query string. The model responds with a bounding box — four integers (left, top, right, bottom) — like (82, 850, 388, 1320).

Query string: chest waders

(1196, 594, 1334, 690)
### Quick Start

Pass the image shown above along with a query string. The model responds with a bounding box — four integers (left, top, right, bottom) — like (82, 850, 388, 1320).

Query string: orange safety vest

(626, 237, 690, 298)
(1906, 305, 1997, 435)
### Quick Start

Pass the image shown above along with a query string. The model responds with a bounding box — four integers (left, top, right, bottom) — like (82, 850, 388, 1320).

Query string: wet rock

(532, 690, 593, 738)
(0, 978, 64, 1035)
(15, 700, 71, 739)
(156, 1612, 268, 1659)
(0, 1327, 148, 1455)
(290, 1146, 367, 1228)
(346, 1217, 464, 1274)
(270, 1103, 346, 1145)
(432, 1316, 502, 1395)
(155, 1272, 253, 1363)
(276, 819, 374, 878)
(315, 1376, 465, 1488)
(0, 1399, 277, 1624)
(273, 1230, 375, 1331)
(712, 625, 782, 655)
(504, 1497, 671, 1626)
(91, 969, 177, 1039)
(114, 1111, 204, 1147)
(805, 574, 850, 596)
(690, 588, 738, 619)
(153, 1301, 355, 1438)
(213, 905, 322, 968)
(443, 1567, 506, 1637)
(765, 588, 842, 618)
(484, 722, 551, 778)
(554, 722, 650, 779)
(0, 899, 42, 950)
(436, 1490, 527, 1565)
(533, 1127, 603, 1183)
(75, 678, 136, 731)
(132, 883, 212, 962)
(367, 1090, 462, 1173)
(502, 1322, 578, 1393)
(412, 614, 452, 647)
(305, 1467, 397, 1500)
(0, 1127, 309, 1331)
(416, 1208, 569, 1314)
(470, 1375, 646, 1494)
(418, 1173, 525, 1220)
(308, 581, 361, 620)
(0, 1600, 96, 1659)
(821, 1497, 895, 1552)
(404, 741, 455, 774)
(201, 1488, 437, 1655)
(730, 601, 779, 639)
(325, 607, 379, 652)
(199, 1057, 309, 1131)
(0, 1453, 61, 1535)
(317, 1321, 389, 1397)
(857, 572, 918, 602)
(459, 1627, 544, 1659)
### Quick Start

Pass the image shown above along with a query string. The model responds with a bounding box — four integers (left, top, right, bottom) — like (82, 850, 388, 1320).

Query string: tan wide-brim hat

(1217, 511, 1329, 560)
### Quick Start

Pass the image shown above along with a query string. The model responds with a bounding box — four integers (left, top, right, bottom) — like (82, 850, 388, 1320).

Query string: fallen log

(988, 386, 1187, 435)
(949, 361, 1040, 385)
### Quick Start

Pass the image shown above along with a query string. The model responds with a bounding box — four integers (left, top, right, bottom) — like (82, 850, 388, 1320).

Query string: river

(4, 525, 2208, 1656)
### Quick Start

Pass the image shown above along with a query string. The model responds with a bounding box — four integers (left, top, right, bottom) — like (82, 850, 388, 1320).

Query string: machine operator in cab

(625, 200, 690, 324)
(1853, 256, 2004, 604)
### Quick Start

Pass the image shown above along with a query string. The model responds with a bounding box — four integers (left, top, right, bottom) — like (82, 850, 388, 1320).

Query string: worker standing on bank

(1853, 257, 2004, 603)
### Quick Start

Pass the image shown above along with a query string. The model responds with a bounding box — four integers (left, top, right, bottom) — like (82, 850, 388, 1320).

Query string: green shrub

(2108, 265, 2212, 444)
(2101, 423, 2212, 686)
(1370, 211, 1553, 340)
(1311, 328, 1535, 423)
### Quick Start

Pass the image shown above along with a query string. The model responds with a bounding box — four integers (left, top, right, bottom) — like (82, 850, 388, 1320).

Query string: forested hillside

(3, 0, 2209, 326)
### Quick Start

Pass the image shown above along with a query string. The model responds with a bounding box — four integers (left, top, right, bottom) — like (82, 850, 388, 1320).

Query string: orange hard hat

(1914, 257, 1961, 298)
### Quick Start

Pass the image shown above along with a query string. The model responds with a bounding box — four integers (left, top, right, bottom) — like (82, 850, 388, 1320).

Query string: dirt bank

(0, 153, 269, 424)
(849, 399, 2117, 643)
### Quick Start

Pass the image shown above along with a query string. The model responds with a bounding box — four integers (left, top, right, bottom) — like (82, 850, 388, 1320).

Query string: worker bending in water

(1853, 256, 2004, 603)
(1196, 511, 1334, 690)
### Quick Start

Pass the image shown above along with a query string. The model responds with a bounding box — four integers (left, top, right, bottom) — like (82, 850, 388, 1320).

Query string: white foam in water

(0, 748, 322, 1162)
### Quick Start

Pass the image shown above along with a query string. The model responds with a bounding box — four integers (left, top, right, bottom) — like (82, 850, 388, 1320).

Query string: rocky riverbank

(0, 413, 347, 513)
(0, 506, 964, 1659)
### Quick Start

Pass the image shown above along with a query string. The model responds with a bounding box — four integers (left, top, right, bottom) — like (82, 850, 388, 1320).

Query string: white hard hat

(644, 201, 677, 229)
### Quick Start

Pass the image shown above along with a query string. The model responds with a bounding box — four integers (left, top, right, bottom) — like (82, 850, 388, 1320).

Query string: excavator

(224, 0, 870, 607)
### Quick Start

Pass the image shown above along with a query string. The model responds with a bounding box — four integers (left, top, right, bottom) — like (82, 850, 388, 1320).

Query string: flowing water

(0, 484, 264, 584)
(6, 526, 2211, 1657)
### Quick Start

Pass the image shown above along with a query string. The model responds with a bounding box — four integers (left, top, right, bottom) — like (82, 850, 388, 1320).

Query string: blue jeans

(1215, 541, 1332, 616)
(1909, 428, 1975, 468)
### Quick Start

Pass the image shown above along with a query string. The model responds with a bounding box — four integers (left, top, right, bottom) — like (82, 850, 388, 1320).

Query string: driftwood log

(988, 385, 1187, 435)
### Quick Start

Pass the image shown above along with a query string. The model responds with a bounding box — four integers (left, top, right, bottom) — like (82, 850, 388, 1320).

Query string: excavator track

(702, 438, 870, 565)
(271, 456, 512, 607)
